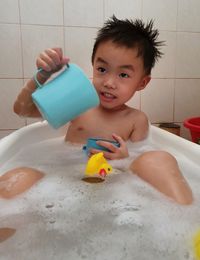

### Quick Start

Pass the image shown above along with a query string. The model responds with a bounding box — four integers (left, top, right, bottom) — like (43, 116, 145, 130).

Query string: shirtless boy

(14, 16, 193, 204)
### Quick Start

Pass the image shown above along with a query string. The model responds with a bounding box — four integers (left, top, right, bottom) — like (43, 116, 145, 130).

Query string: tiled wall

(0, 0, 200, 140)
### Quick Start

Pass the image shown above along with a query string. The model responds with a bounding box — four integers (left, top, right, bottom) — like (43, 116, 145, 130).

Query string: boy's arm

(14, 48, 69, 118)
(130, 111, 149, 142)
(13, 73, 49, 118)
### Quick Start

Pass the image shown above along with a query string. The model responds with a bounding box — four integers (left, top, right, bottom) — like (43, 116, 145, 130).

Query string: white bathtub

(0, 121, 200, 260)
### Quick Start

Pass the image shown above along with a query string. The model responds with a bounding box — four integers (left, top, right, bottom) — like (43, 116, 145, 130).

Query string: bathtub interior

(0, 121, 200, 260)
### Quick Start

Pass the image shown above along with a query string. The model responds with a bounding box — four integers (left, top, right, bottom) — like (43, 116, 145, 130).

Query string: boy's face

(92, 40, 150, 110)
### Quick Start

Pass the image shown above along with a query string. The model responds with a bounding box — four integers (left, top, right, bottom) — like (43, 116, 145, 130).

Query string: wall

(0, 0, 200, 140)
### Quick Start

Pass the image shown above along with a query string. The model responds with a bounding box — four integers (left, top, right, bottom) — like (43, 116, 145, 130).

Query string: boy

(14, 16, 193, 204)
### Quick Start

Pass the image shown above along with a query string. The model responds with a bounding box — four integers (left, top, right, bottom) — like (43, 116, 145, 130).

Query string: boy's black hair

(92, 15, 164, 75)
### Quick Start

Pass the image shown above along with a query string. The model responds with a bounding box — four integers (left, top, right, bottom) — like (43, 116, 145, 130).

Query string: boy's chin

(99, 103, 126, 111)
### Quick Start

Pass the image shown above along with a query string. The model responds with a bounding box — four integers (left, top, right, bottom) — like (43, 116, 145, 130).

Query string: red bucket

(183, 117, 200, 144)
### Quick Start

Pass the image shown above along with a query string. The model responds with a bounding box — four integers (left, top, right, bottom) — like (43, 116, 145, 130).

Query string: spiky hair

(92, 15, 164, 74)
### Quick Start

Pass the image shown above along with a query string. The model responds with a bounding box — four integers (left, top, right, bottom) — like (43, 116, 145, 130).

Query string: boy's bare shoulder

(127, 107, 148, 122)
(127, 107, 149, 142)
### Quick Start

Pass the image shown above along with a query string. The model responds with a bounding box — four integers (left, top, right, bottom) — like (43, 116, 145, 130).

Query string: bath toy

(193, 229, 200, 260)
(85, 152, 112, 178)
(83, 137, 120, 155)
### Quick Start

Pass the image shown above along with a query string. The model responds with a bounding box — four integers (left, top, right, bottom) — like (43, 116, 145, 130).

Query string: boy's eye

(97, 67, 106, 73)
(119, 73, 129, 78)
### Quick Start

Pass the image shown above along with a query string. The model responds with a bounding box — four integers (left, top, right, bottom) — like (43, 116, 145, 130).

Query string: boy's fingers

(36, 57, 52, 72)
(38, 51, 58, 70)
(96, 141, 118, 153)
(52, 47, 70, 66)
(112, 133, 124, 146)
(45, 49, 62, 66)
(52, 47, 63, 59)
(61, 57, 70, 66)
(37, 48, 69, 73)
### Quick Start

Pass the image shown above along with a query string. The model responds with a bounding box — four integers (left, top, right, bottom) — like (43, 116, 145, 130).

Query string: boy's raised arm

(13, 73, 49, 118)
(13, 47, 69, 118)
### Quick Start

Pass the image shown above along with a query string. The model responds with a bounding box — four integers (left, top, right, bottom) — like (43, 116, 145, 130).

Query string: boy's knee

(130, 150, 176, 167)
(129, 150, 193, 205)
(129, 151, 178, 175)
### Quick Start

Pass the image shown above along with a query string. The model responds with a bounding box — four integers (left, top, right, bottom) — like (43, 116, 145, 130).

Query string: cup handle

(33, 68, 44, 89)
(33, 64, 70, 89)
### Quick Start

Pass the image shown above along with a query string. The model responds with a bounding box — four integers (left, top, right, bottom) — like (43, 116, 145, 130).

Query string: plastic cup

(83, 137, 120, 155)
(32, 64, 99, 128)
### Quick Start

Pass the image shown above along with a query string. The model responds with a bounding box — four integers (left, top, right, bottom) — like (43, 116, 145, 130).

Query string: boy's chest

(66, 109, 134, 142)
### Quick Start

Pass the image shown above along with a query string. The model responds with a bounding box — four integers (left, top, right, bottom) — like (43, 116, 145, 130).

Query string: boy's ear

(137, 75, 151, 91)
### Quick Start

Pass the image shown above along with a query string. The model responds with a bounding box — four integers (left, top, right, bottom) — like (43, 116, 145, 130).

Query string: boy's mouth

(100, 91, 116, 100)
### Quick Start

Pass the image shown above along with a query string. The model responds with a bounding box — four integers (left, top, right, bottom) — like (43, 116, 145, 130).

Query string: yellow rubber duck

(193, 229, 200, 260)
(85, 152, 112, 178)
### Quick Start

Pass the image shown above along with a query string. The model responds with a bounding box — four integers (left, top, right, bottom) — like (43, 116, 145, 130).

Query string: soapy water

(0, 137, 200, 260)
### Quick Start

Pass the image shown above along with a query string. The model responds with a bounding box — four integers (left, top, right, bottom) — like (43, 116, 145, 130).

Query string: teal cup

(83, 137, 120, 155)
(32, 64, 100, 128)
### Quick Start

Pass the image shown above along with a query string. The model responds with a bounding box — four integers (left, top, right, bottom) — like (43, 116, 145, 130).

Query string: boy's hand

(36, 47, 70, 76)
(89, 133, 129, 160)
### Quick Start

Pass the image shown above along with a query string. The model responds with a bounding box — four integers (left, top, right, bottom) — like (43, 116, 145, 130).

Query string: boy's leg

(129, 151, 193, 205)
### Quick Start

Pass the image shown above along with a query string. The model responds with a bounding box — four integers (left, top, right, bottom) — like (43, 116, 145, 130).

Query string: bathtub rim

(0, 121, 199, 166)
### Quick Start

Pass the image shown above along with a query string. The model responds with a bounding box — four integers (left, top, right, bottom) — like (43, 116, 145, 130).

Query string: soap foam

(0, 136, 199, 260)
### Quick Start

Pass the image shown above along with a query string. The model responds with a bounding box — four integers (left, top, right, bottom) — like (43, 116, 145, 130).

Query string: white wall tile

(0, 24, 23, 78)
(0, 79, 26, 129)
(152, 31, 176, 78)
(174, 79, 200, 122)
(0, 0, 200, 141)
(104, 0, 142, 20)
(64, 0, 104, 27)
(21, 25, 64, 78)
(177, 0, 200, 32)
(0, 0, 20, 23)
(19, 0, 63, 25)
(141, 79, 174, 123)
(176, 32, 200, 78)
(126, 92, 140, 110)
(142, 0, 177, 31)
(65, 27, 98, 77)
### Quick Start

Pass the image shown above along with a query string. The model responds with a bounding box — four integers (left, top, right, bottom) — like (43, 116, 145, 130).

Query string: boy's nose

(104, 76, 117, 89)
